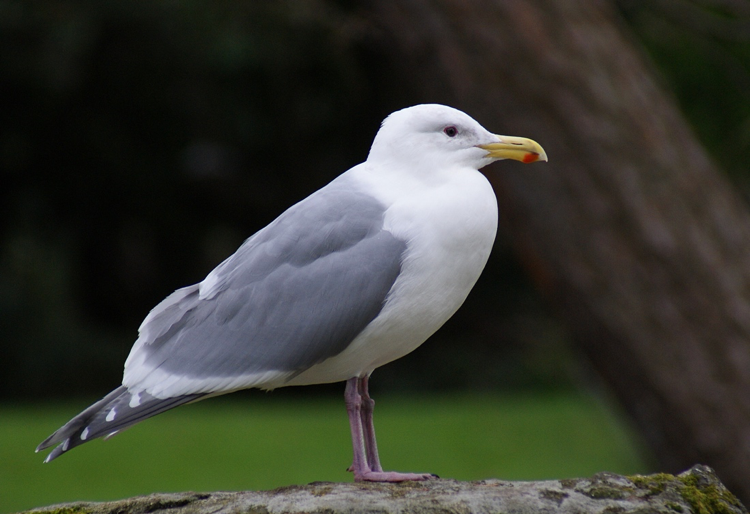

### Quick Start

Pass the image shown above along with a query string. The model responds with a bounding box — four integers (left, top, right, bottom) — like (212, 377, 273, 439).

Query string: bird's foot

(354, 470, 438, 482)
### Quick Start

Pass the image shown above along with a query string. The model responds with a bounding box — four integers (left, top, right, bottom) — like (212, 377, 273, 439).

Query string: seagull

(36, 104, 547, 482)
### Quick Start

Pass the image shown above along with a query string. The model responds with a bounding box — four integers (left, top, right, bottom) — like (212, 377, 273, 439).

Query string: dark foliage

(1, 0, 746, 399)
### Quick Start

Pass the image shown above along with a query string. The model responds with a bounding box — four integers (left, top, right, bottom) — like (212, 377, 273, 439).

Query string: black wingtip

(36, 386, 206, 462)
(42, 438, 69, 463)
(35, 385, 129, 462)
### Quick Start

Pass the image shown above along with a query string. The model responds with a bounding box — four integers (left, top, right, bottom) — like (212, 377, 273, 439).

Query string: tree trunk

(351, 0, 750, 502)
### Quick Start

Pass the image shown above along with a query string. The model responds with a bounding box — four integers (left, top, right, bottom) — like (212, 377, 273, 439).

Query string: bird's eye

(443, 126, 458, 137)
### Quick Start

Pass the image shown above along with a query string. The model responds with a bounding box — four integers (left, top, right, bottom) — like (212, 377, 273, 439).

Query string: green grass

(0, 391, 647, 513)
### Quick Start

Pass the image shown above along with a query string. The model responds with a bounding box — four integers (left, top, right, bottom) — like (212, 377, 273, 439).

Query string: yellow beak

(478, 135, 548, 163)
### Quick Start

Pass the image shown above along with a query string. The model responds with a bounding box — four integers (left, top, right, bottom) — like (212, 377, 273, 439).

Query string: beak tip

(521, 151, 548, 164)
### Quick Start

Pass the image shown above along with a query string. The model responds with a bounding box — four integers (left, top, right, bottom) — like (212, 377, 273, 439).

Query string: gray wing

(37, 175, 406, 463)
(129, 175, 406, 383)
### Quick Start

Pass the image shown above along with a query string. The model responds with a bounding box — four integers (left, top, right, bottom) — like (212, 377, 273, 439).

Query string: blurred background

(2, 0, 750, 512)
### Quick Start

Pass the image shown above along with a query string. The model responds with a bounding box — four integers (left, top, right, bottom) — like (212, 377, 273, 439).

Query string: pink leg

(345, 377, 368, 475)
(359, 375, 383, 472)
(345, 376, 436, 482)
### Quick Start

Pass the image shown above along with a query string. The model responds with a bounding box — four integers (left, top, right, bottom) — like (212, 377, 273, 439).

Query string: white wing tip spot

(62, 439, 70, 452)
(106, 408, 117, 422)
(129, 391, 142, 408)
(81, 427, 90, 440)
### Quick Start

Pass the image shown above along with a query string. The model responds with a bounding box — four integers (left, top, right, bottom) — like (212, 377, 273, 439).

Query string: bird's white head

(367, 104, 547, 172)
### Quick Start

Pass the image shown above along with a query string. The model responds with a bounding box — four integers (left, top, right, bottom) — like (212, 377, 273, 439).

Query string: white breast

(288, 163, 498, 386)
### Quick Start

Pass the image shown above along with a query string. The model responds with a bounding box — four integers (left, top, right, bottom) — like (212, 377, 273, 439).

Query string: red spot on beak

(522, 153, 539, 163)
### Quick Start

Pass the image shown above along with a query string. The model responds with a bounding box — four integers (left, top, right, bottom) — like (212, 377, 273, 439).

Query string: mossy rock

(21, 465, 747, 514)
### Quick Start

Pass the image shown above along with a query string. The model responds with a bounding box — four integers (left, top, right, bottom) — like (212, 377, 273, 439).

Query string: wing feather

(124, 176, 406, 395)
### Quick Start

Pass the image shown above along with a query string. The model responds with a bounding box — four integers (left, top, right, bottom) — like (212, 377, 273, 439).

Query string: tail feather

(37, 386, 205, 462)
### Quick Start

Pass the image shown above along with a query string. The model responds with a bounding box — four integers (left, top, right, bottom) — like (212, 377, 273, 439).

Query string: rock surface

(23, 465, 746, 514)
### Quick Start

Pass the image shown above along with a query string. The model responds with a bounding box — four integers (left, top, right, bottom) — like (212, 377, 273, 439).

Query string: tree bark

(350, 0, 750, 502)
(20, 467, 747, 514)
